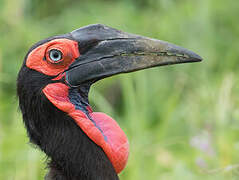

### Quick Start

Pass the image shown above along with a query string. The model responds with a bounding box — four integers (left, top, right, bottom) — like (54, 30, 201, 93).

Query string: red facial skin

(26, 39, 79, 76)
(26, 39, 129, 173)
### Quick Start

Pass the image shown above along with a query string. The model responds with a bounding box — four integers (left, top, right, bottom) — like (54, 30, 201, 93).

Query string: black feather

(17, 53, 119, 179)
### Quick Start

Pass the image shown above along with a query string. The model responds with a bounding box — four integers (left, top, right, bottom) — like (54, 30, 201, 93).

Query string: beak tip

(167, 43, 203, 63)
(190, 53, 203, 62)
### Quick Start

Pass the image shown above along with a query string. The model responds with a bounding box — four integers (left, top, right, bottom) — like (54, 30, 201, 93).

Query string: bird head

(17, 24, 202, 175)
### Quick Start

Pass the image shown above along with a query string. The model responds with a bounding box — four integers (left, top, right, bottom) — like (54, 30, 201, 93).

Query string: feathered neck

(17, 68, 119, 180)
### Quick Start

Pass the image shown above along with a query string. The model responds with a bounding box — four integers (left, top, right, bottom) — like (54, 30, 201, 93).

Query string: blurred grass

(1, 0, 239, 179)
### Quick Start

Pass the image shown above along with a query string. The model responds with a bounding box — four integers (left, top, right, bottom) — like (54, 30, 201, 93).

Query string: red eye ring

(26, 39, 79, 76)
(47, 49, 63, 64)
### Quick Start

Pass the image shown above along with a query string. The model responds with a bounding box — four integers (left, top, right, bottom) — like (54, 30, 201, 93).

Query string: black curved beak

(65, 24, 202, 87)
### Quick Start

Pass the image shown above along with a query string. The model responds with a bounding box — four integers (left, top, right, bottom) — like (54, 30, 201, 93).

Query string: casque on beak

(65, 24, 202, 87)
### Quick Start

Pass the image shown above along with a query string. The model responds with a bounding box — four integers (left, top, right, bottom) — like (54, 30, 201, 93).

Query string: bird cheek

(52, 72, 66, 81)
(61, 52, 74, 66)
(26, 47, 49, 74)
(27, 49, 73, 76)
(26, 39, 79, 76)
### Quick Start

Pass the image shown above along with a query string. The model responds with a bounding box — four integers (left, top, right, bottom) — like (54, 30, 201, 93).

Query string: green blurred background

(1, 0, 239, 179)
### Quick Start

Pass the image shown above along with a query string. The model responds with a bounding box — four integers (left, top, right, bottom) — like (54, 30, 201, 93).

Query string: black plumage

(17, 65, 119, 179)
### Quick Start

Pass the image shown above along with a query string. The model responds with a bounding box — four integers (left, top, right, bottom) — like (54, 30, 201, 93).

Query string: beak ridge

(66, 24, 202, 87)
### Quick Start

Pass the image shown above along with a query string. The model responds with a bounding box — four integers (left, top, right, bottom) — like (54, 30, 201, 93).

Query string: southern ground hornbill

(17, 24, 202, 180)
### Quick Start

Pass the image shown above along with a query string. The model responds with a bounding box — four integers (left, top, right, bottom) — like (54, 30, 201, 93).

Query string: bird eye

(49, 49, 63, 62)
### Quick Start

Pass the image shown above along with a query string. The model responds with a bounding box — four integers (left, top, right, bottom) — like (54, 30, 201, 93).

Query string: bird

(17, 24, 202, 180)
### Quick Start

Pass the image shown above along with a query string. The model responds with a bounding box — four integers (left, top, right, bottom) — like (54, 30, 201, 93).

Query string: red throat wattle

(22, 24, 202, 178)
(43, 83, 129, 173)
(25, 38, 129, 173)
